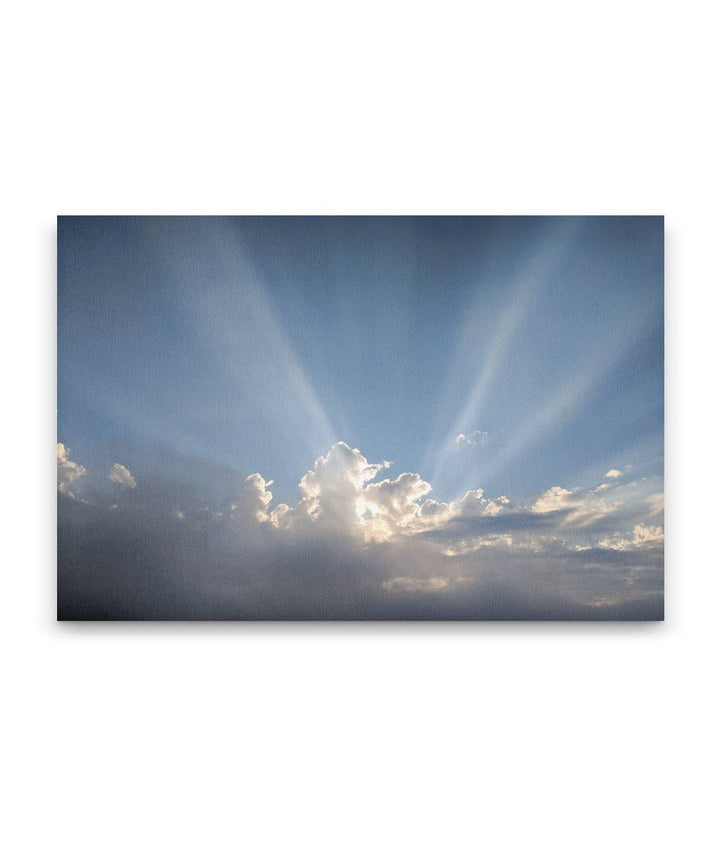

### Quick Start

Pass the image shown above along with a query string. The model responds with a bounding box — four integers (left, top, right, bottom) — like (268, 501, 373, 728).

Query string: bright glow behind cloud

(57, 439, 664, 620)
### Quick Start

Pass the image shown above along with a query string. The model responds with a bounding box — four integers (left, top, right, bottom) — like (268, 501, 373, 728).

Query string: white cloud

(221, 442, 660, 558)
(359, 471, 432, 540)
(358, 477, 510, 541)
(530, 482, 623, 529)
(435, 489, 510, 521)
(598, 523, 664, 551)
(441, 534, 513, 556)
(605, 469, 624, 479)
(268, 442, 390, 535)
(57, 443, 87, 497)
(63, 439, 662, 573)
(454, 430, 488, 447)
(261, 441, 511, 543)
(645, 493, 664, 516)
(631, 523, 664, 546)
(532, 486, 574, 513)
(58, 440, 665, 619)
(231, 473, 274, 522)
(108, 463, 137, 489)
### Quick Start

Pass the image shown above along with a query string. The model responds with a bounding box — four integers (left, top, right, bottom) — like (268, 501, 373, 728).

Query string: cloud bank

(57, 441, 663, 620)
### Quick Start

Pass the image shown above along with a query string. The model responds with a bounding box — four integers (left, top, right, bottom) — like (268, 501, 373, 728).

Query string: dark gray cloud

(58, 496, 663, 621)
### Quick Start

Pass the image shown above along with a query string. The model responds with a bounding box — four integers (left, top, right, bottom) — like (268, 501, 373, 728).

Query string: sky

(57, 216, 664, 619)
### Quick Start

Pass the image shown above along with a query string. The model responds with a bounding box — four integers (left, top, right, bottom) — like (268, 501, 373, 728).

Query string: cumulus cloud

(264, 442, 390, 535)
(360, 471, 433, 540)
(532, 486, 574, 513)
(632, 523, 664, 546)
(57, 440, 664, 620)
(230, 473, 274, 522)
(411, 489, 511, 540)
(605, 468, 628, 479)
(60, 440, 659, 557)
(256, 442, 513, 544)
(108, 463, 137, 489)
(57, 443, 87, 497)
(598, 523, 664, 551)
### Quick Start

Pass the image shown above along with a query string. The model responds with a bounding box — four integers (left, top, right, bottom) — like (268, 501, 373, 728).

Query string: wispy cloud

(454, 430, 488, 447)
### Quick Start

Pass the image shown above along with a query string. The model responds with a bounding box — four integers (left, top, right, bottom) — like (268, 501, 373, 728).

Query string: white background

(2, 1, 718, 853)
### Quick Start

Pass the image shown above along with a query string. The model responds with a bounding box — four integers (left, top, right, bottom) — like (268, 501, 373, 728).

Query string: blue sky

(58, 216, 662, 504)
(57, 216, 663, 619)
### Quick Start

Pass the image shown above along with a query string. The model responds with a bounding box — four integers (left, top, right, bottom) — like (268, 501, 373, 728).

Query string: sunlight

(479, 309, 658, 486)
(165, 222, 338, 459)
(427, 223, 574, 491)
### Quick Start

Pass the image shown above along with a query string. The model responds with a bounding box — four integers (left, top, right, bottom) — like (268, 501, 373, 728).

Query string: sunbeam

(57, 215, 663, 621)
(158, 220, 338, 465)
(427, 220, 576, 490)
(477, 309, 661, 488)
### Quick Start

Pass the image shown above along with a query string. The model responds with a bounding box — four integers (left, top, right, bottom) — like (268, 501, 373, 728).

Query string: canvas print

(57, 216, 664, 620)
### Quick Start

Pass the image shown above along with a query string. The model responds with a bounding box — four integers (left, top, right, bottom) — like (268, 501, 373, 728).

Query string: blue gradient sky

(58, 216, 663, 505)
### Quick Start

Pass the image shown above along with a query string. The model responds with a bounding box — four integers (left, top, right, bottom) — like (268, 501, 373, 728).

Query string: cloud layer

(57, 441, 663, 620)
